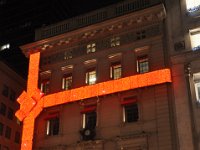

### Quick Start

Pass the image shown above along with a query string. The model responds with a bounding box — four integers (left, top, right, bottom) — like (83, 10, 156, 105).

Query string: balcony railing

(35, 0, 161, 40)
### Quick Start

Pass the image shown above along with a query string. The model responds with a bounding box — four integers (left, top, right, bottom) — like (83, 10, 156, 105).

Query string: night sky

(0, 0, 123, 79)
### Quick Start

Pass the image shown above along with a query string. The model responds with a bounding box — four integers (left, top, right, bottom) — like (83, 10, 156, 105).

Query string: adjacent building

(0, 62, 25, 150)
(166, 0, 200, 149)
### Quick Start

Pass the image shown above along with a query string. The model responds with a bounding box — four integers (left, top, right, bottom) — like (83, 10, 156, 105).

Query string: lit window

(110, 62, 122, 79)
(186, 0, 200, 12)
(40, 79, 50, 94)
(46, 117, 59, 136)
(64, 51, 72, 60)
(195, 82, 200, 102)
(137, 55, 149, 73)
(5, 126, 11, 139)
(0, 103, 6, 116)
(111, 36, 120, 47)
(0, 122, 4, 136)
(87, 43, 96, 53)
(190, 29, 200, 51)
(62, 74, 72, 90)
(0, 43, 10, 51)
(86, 69, 96, 85)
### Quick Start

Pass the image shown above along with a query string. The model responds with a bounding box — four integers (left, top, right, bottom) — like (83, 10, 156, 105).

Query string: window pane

(7, 108, 13, 120)
(125, 103, 138, 123)
(9, 90, 16, 102)
(15, 131, 20, 143)
(0, 122, 4, 136)
(40, 80, 50, 94)
(47, 117, 59, 136)
(186, 0, 200, 10)
(5, 126, 11, 139)
(62, 75, 72, 90)
(86, 70, 96, 85)
(2, 85, 9, 97)
(137, 56, 149, 73)
(0, 103, 6, 116)
(190, 31, 200, 50)
(85, 112, 96, 129)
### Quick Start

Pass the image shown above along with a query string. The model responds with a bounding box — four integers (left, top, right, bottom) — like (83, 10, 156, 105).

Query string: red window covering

(80, 105, 96, 114)
(121, 97, 137, 106)
(44, 112, 59, 120)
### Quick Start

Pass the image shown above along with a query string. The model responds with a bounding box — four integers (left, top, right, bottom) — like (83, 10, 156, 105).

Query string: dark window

(2, 84, 9, 97)
(110, 62, 122, 79)
(5, 126, 11, 139)
(136, 30, 146, 40)
(124, 103, 139, 123)
(0, 122, 4, 136)
(137, 55, 149, 73)
(46, 117, 59, 136)
(86, 43, 96, 53)
(14, 131, 20, 144)
(40, 79, 50, 94)
(0, 103, 6, 116)
(62, 74, 72, 90)
(9, 90, 16, 101)
(7, 108, 13, 120)
(85, 111, 96, 129)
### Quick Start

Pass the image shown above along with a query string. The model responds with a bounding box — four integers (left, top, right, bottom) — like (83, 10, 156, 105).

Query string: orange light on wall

(15, 51, 172, 150)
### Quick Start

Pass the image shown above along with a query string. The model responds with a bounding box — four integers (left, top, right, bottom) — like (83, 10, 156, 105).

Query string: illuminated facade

(0, 62, 25, 150)
(16, 0, 177, 150)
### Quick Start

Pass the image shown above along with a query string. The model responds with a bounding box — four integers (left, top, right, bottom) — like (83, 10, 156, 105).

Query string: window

(137, 55, 149, 73)
(136, 30, 146, 40)
(186, 0, 200, 12)
(123, 103, 139, 123)
(83, 111, 97, 129)
(195, 82, 200, 102)
(0, 122, 4, 136)
(2, 84, 9, 97)
(87, 43, 96, 53)
(46, 117, 59, 136)
(62, 74, 72, 90)
(14, 131, 20, 143)
(64, 51, 72, 60)
(5, 126, 11, 139)
(0, 103, 6, 116)
(190, 29, 200, 51)
(85, 69, 96, 85)
(111, 36, 120, 47)
(7, 108, 13, 120)
(110, 62, 122, 79)
(9, 90, 16, 102)
(40, 79, 50, 94)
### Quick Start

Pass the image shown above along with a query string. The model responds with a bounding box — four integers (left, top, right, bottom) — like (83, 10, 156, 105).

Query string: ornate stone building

(17, 0, 180, 150)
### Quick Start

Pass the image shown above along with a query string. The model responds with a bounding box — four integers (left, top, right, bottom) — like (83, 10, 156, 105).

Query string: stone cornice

(20, 4, 166, 57)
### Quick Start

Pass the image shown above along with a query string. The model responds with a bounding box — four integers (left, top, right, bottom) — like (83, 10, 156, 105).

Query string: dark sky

(0, 0, 123, 79)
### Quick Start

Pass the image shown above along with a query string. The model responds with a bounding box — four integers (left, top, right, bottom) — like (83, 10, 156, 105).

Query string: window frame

(110, 62, 122, 79)
(0, 103, 7, 116)
(85, 68, 97, 85)
(40, 79, 50, 94)
(5, 126, 11, 139)
(82, 111, 97, 129)
(136, 55, 149, 73)
(62, 74, 72, 90)
(0, 122, 4, 136)
(7, 108, 14, 120)
(110, 36, 120, 47)
(14, 131, 20, 144)
(46, 117, 60, 136)
(190, 29, 200, 51)
(2, 84, 9, 97)
(86, 43, 96, 54)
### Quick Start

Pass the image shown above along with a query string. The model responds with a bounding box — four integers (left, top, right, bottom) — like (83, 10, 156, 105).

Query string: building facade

(17, 0, 179, 150)
(166, 0, 200, 149)
(0, 62, 25, 150)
